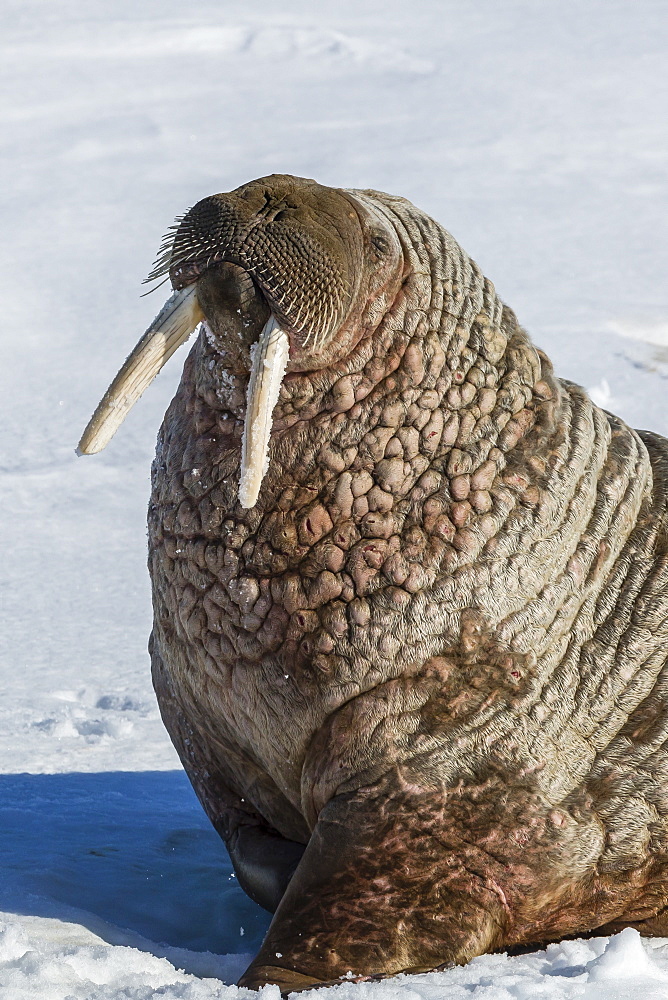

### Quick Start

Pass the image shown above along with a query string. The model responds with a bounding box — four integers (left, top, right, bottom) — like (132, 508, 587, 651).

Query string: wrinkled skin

(147, 174, 668, 992)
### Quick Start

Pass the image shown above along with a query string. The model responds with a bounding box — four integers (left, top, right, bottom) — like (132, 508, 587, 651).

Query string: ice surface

(3, 917, 668, 999)
(2, 0, 667, 997)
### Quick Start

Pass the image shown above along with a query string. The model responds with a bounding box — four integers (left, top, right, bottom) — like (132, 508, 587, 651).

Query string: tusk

(77, 285, 204, 455)
(239, 315, 290, 509)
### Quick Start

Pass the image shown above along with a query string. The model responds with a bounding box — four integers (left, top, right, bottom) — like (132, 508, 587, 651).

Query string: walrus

(79, 174, 668, 992)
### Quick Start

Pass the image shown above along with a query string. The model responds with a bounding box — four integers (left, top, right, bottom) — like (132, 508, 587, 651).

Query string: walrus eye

(370, 232, 390, 257)
(77, 285, 204, 455)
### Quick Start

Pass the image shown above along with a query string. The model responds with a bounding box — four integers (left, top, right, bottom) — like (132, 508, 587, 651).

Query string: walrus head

(78, 174, 404, 507)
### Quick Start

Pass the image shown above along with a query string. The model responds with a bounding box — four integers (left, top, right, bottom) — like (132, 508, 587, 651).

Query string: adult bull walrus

(79, 174, 668, 992)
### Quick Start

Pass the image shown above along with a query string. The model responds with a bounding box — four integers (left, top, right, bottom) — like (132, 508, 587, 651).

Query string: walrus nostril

(256, 194, 295, 223)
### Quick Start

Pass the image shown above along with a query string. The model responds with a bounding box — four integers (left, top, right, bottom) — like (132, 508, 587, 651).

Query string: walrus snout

(165, 176, 358, 356)
(78, 175, 407, 508)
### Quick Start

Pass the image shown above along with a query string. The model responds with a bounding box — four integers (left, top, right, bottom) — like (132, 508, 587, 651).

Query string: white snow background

(2, 1, 668, 997)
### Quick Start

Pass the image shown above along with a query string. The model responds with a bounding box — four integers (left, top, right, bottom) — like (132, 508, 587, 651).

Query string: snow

(1, 0, 667, 997)
(4, 924, 668, 1000)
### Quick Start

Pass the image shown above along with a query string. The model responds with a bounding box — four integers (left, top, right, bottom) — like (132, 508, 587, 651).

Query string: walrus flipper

(227, 825, 305, 913)
(238, 783, 505, 991)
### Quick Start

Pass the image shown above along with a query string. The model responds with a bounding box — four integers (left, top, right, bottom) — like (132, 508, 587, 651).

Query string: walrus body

(123, 175, 668, 990)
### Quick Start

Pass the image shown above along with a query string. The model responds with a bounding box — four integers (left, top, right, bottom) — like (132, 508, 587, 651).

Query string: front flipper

(228, 825, 305, 913)
(238, 779, 506, 990)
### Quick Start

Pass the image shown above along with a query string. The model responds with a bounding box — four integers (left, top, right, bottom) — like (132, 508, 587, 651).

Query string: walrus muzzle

(77, 177, 374, 507)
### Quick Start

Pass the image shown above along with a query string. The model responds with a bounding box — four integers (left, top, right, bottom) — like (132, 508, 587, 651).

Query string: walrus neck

(359, 195, 564, 532)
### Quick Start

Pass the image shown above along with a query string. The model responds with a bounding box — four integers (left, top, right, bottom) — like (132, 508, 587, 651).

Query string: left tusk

(77, 285, 204, 455)
(239, 315, 290, 509)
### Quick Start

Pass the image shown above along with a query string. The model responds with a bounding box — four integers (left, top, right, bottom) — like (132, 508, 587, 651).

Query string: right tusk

(77, 285, 204, 455)
(239, 315, 290, 509)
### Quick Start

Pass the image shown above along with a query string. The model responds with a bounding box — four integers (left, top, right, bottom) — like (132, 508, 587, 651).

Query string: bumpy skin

(147, 175, 668, 992)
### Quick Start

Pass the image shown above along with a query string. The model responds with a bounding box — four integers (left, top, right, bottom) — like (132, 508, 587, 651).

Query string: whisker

(140, 276, 172, 297)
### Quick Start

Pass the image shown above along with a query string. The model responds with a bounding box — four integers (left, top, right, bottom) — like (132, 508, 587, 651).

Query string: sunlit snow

(2, 0, 668, 997)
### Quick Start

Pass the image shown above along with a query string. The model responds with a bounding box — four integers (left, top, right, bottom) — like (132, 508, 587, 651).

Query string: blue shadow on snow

(0, 770, 271, 955)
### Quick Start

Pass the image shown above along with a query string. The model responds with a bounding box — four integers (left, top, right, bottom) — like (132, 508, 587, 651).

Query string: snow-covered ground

(2, 1, 668, 996)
